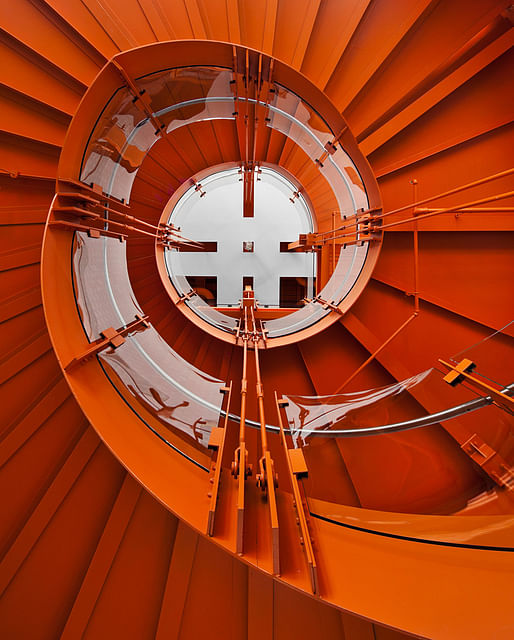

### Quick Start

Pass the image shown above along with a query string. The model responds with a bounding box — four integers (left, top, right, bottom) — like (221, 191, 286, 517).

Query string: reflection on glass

(80, 88, 152, 202)
(72, 231, 225, 464)
(99, 327, 224, 455)
(282, 369, 481, 446)
(80, 67, 236, 204)
(73, 231, 143, 341)
(79, 64, 373, 337)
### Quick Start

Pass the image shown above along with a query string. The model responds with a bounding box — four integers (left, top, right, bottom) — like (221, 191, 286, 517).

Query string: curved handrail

(226, 383, 514, 438)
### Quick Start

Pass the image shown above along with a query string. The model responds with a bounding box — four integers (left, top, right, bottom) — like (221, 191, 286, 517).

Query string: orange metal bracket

(65, 315, 149, 371)
(49, 219, 127, 241)
(438, 358, 514, 487)
(275, 394, 318, 593)
(207, 382, 233, 536)
(439, 358, 514, 414)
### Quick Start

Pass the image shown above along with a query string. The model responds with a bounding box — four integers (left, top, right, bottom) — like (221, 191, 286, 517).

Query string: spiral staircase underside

(1, 1, 513, 638)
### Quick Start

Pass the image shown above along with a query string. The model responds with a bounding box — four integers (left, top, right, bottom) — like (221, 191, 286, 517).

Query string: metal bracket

(461, 433, 514, 489)
(439, 358, 514, 414)
(65, 315, 149, 371)
(206, 382, 233, 536)
(275, 393, 318, 593)
(49, 219, 127, 241)
(177, 290, 196, 304)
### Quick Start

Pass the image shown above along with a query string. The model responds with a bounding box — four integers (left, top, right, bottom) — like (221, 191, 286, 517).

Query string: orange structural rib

(1, 2, 513, 640)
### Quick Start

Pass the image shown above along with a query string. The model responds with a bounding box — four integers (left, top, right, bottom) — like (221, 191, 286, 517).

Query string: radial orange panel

(369, 47, 514, 178)
(374, 231, 514, 331)
(272, 0, 321, 69)
(79, 489, 174, 639)
(0, 38, 82, 115)
(345, 0, 507, 137)
(194, 0, 230, 41)
(377, 122, 514, 219)
(0, 133, 60, 178)
(300, 0, 371, 89)
(0, 0, 102, 85)
(0, 394, 86, 554)
(239, 0, 278, 53)
(325, 0, 435, 110)
(361, 26, 514, 155)
(41, 0, 121, 58)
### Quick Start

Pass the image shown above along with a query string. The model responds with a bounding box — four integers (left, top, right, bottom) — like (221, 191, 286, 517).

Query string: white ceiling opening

(165, 167, 316, 307)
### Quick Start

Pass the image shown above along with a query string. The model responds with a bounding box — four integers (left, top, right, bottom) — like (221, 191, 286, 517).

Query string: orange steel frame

(37, 37, 514, 640)
(2, 3, 514, 638)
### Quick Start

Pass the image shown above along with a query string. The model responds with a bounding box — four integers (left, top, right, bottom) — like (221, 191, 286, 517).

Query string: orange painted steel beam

(416, 206, 514, 213)
(231, 305, 252, 555)
(275, 393, 318, 593)
(377, 189, 514, 231)
(379, 168, 514, 220)
(207, 382, 233, 536)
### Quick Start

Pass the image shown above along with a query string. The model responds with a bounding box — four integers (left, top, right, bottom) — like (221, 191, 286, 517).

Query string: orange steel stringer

(207, 381, 233, 536)
(275, 393, 318, 593)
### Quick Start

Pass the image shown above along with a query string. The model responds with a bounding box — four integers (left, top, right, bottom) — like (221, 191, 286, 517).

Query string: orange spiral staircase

(1, 1, 513, 639)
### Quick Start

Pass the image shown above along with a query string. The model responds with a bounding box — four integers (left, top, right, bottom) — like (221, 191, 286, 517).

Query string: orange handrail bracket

(206, 382, 233, 537)
(439, 358, 514, 414)
(49, 219, 128, 241)
(65, 315, 149, 371)
(275, 393, 318, 593)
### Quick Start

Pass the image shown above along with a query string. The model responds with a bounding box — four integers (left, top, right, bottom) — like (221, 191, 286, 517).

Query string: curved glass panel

(73, 231, 143, 340)
(98, 327, 224, 461)
(282, 369, 481, 445)
(278, 339, 514, 526)
(79, 63, 374, 339)
(80, 87, 153, 202)
(266, 82, 368, 214)
(264, 300, 329, 338)
(72, 231, 225, 464)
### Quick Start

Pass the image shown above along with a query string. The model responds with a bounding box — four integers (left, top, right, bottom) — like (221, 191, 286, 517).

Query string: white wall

(166, 168, 316, 306)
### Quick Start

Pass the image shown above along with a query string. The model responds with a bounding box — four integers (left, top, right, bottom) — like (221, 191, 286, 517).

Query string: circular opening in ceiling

(165, 166, 317, 311)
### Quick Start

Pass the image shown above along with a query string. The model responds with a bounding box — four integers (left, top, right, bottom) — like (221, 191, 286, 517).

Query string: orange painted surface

(1, 2, 513, 639)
